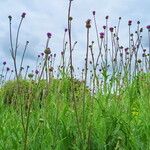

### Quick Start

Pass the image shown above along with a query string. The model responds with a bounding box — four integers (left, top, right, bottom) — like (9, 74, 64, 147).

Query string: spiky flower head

(3, 61, 6, 65)
(8, 15, 12, 21)
(47, 32, 52, 38)
(86, 19, 91, 28)
(92, 11, 96, 15)
(21, 12, 26, 18)
(146, 25, 150, 31)
(109, 27, 114, 32)
(128, 20, 132, 26)
(99, 32, 104, 39)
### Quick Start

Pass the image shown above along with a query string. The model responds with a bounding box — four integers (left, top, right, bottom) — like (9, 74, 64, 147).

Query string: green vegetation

(0, 0, 150, 149)
(0, 74, 149, 149)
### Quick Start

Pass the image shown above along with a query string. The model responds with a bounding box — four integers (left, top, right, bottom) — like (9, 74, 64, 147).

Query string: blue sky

(0, 0, 150, 72)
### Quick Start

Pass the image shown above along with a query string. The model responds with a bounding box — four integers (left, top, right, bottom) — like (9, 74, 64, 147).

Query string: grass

(0, 74, 150, 149)
(0, 0, 150, 149)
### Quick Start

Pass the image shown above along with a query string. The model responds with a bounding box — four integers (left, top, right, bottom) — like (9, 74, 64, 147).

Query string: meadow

(0, 0, 150, 149)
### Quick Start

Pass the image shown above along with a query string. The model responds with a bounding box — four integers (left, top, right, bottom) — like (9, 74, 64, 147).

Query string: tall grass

(0, 0, 150, 149)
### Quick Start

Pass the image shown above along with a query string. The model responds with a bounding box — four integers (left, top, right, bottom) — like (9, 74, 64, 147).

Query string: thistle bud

(86, 19, 91, 28)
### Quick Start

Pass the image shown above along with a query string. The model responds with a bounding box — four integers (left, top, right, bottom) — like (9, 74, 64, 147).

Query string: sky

(0, 0, 150, 74)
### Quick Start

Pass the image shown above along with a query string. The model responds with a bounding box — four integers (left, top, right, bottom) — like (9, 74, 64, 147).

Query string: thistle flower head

(35, 70, 39, 74)
(69, 16, 73, 21)
(128, 20, 132, 26)
(6, 67, 10, 71)
(109, 27, 114, 32)
(99, 32, 104, 39)
(146, 25, 150, 31)
(105, 16, 109, 19)
(47, 32, 52, 38)
(137, 21, 140, 24)
(86, 19, 91, 28)
(103, 26, 106, 29)
(92, 11, 96, 15)
(41, 52, 44, 57)
(65, 28, 68, 32)
(44, 47, 51, 55)
(8, 15, 12, 21)
(3, 61, 6, 65)
(28, 73, 34, 78)
(21, 12, 26, 18)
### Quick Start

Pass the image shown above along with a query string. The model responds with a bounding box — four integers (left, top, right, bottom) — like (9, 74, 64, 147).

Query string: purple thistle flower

(3, 61, 6, 65)
(109, 27, 114, 32)
(21, 12, 26, 18)
(128, 20, 132, 26)
(41, 52, 44, 57)
(8, 15, 12, 21)
(92, 11, 96, 15)
(103, 26, 106, 29)
(47, 32, 52, 38)
(35, 70, 39, 74)
(6, 67, 10, 71)
(146, 25, 150, 31)
(65, 28, 68, 32)
(99, 32, 105, 39)
(105, 16, 109, 19)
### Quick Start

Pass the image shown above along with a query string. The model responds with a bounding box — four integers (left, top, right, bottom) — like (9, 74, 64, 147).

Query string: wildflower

(28, 73, 34, 78)
(27, 65, 30, 69)
(137, 21, 140, 24)
(105, 16, 109, 19)
(146, 25, 150, 31)
(41, 52, 44, 57)
(92, 11, 96, 15)
(69, 16, 73, 21)
(35, 70, 39, 74)
(109, 27, 114, 32)
(6, 67, 10, 71)
(128, 20, 132, 26)
(3, 61, 6, 65)
(8, 15, 12, 21)
(86, 19, 91, 28)
(47, 32, 52, 38)
(103, 26, 106, 29)
(140, 28, 143, 32)
(44, 48, 51, 55)
(38, 55, 40, 58)
(21, 12, 26, 18)
(49, 67, 54, 72)
(54, 54, 56, 57)
(65, 28, 68, 32)
(99, 32, 104, 39)
(137, 59, 142, 63)
(124, 48, 129, 52)
(119, 17, 121, 20)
